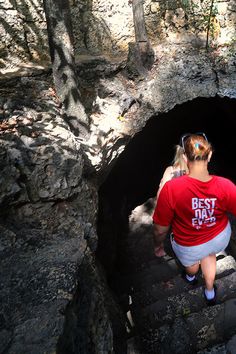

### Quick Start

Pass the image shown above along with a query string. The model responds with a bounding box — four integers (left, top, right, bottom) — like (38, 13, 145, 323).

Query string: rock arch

(96, 96, 236, 276)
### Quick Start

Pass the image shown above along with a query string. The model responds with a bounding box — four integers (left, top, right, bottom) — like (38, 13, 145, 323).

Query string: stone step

(120, 226, 157, 272)
(198, 343, 226, 354)
(127, 337, 141, 354)
(197, 334, 236, 353)
(139, 297, 236, 354)
(126, 255, 181, 292)
(132, 271, 236, 330)
(130, 255, 236, 308)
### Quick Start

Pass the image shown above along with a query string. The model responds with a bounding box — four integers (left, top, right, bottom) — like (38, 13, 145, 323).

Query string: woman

(157, 144, 188, 199)
(153, 133, 236, 305)
(155, 145, 188, 257)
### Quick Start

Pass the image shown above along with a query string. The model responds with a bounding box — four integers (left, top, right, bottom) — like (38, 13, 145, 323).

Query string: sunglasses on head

(180, 132, 208, 152)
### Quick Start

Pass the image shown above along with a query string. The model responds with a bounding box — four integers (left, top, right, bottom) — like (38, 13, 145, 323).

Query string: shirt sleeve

(153, 182, 174, 226)
(224, 178, 236, 216)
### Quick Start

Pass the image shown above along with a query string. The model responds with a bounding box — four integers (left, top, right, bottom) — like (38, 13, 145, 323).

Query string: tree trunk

(43, 0, 89, 138)
(205, 0, 215, 50)
(132, 0, 148, 43)
(127, 0, 154, 78)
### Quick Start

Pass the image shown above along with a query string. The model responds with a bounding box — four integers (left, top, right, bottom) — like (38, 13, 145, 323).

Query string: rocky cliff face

(0, 71, 122, 353)
(1, 0, 235, 70)
(0, 1, 236, 353)
(1, 43, 235, 352)
(84, 43, 236, 179)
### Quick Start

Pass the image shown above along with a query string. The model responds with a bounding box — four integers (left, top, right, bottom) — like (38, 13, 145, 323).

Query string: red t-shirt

(153, 175, 236, 246)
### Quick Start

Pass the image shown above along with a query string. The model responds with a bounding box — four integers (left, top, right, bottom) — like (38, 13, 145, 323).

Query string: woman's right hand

(154, 244, 166, 257)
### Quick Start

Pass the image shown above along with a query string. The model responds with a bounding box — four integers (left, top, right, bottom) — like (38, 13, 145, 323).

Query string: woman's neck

(188, 161, 211, 182)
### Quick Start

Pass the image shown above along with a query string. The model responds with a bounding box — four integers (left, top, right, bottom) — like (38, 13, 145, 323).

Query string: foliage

(179, 0, 219, 49)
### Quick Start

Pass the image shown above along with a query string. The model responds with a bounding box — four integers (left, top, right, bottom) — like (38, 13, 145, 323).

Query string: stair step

(198, 344, 226, 354)
(197, 334, 236, 353)
(122, 225, 157, 271)
(132, 271, 236, 329)
(109, 256, 180, 296)
(216, 254, 236, 277)
(131, 273, 196, 308)
(131, 255, 236, 308)
(197, 343, 226, 353)
(139, 298, 236, 354)
(123, 256, 181, 291)
(127, 337, 141, 354)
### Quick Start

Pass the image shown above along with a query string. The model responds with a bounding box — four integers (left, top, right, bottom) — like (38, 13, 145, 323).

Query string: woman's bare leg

(200, 254, 216, 290)
(185, 262, 200, 276)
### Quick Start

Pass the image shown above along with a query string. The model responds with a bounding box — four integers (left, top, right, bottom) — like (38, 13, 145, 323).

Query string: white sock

(186, 274, 196, 281)
(205, 288, 215, 300)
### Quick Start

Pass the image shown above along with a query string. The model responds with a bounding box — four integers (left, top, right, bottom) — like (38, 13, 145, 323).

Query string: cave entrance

(97, 97, 236, 332)
(97, 97, 236, 352)
(96, 95, 236, 280)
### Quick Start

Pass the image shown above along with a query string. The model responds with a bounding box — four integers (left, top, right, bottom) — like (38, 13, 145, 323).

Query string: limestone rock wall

(71, 0, 134, 55)
(0, 1, 236, 353)
(0, 72, 121, 354)
(0, 0, 49, 69)
(1, 45, 235, 353)
(1, 0, 235, 70)
(81, 43, 236, 178)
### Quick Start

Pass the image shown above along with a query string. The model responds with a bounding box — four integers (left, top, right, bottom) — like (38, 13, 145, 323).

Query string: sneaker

(204, 285, 217, 306)
(181, 271, 198, 285)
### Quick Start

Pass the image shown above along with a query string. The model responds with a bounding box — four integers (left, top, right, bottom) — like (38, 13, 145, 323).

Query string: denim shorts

(171, 222, 231, 267)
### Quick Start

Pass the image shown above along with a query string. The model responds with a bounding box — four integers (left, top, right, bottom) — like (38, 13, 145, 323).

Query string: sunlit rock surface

(0, 74, 118, 354)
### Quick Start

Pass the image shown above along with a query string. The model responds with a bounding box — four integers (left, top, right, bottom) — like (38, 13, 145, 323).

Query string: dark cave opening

(96, 96, 236, 281)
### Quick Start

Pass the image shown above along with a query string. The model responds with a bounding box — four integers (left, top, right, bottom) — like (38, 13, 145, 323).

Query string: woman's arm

(156, 166, 173, 199)
(153, 223, 170, 257)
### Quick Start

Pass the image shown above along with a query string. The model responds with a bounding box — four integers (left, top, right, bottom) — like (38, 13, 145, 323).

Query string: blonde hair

(172, 145, 187, 171)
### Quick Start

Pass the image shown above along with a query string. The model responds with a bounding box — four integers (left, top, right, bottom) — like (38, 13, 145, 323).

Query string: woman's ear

(208, 151, 212, 162)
